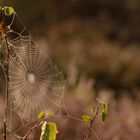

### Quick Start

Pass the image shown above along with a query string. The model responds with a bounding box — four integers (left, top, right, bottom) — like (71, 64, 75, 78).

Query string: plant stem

(23, 120, 42, 140)
(3, 30, 10, 140)
(85, 107, 99, 140)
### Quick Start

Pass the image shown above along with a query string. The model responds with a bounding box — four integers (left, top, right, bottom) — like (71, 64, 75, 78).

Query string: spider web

(0, 8, 101, 140)
(0, 9, 69, 138)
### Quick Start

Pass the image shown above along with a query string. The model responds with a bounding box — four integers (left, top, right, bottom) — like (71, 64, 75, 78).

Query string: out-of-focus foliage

(1, 0, 140, 91)
(1, 79, 140, 140)
(3, 0, 140, 44)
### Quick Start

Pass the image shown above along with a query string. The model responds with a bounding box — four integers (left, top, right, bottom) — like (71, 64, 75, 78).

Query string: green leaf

(4, 7, 14, 16)
(101, 102, 108, 122)
(81, 115, 91, 123)
(40, 122, 58, 140)
(38, 111, 45, 119)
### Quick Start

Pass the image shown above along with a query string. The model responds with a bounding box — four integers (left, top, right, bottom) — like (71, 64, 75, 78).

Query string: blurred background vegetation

(2, 0, 140, 90)
(0, 0, 140, 139)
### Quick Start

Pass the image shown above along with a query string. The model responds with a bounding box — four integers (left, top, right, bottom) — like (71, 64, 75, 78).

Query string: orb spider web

(0, 8, 69, 137)
(9, 39, 66, 121)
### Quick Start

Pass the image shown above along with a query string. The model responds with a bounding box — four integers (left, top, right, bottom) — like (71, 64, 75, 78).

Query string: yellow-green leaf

(4, 7, 14, 16)
(101, 102, 108, 122)
(38, 111, 45, 119)
(81, 115, 91, 123)
(40, 122, 58, 140)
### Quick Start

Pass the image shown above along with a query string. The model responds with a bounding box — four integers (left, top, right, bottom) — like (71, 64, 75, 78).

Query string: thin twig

(90, 128, 101, 140)
(22, 120, 42, 140)
(84, 107, 99, 140)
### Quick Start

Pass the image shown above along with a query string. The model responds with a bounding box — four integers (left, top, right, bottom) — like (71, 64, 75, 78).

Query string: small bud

(4, 7, 14, 16)
(38, 111, 45, 119)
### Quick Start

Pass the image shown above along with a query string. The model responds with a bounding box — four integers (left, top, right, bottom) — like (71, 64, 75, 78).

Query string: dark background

(3, 0, 140, 90)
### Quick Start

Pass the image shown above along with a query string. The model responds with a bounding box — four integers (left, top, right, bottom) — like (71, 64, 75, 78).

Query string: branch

(84, 107, 99, 140)
(3, 22, 10, 140)
(22, 120, 42, 140)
